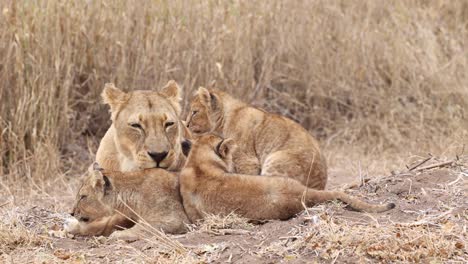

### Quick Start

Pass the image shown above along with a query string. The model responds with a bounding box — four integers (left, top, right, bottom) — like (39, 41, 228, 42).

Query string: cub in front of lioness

(186, 88, 327, 190)
(180, 134, 395, 222)
(65, 164, 189, 239)
(66, 81, 193, 238)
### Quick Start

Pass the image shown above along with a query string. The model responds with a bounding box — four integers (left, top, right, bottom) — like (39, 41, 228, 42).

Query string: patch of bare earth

(1, 157, 466, 263)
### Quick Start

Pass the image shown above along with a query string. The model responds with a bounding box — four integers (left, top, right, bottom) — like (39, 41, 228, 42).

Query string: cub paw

(109, 230, 138, 242)
(63, 217, 80, 234)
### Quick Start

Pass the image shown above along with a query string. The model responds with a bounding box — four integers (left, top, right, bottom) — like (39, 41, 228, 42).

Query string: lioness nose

(148, 151, 168, 163)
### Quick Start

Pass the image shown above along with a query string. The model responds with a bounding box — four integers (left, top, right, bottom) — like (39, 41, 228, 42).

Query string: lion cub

(186, 88, 327, 189)
(180, 134, 395, 222)
(66, 164, 189, 239)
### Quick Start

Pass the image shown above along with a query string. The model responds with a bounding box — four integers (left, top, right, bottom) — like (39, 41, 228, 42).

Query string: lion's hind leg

(261, 150, 326, 190)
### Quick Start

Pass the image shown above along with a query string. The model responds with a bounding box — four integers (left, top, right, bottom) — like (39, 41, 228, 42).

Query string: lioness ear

(102, 83, 128, 111)
(215, 138, 237, 159)
(160, 80, 182, 115)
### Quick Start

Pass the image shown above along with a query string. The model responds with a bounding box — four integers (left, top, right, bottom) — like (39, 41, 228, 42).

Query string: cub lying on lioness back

(186, 87, 327, 189)
(66, 164, 189, 239)
(180, 134, 395, 222)
(97, 80, 191, 172)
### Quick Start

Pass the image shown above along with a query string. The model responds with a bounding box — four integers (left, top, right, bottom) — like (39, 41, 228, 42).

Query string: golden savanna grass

(0, 1, 467, 262)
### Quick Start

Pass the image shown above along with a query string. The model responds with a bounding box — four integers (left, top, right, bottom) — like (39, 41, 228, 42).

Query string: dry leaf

(54, 249, 72, 260)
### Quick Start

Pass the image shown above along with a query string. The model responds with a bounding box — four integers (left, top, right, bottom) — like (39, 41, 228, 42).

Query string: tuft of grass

(254, 163, 468, 263)
(191, 212, 254, 235)
(0, 222, 50, 254)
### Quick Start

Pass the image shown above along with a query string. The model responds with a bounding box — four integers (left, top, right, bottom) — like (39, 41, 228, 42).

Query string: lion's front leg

(64, 214, 127, 236)
(64, 216, 111, 236)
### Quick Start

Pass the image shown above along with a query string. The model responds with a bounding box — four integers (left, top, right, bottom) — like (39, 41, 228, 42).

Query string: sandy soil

(1, 158, 466, 263)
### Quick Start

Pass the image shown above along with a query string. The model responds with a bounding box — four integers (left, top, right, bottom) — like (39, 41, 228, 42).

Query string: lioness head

(103, 80, 188, 170)
(186, 87, 225, 134)
(186, 134, 237, 172)
(71, 164, 114, 223)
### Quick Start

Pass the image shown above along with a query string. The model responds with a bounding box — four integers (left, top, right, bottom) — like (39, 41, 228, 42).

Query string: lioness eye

(192, 110, 198, 116)
(80, 195, 87, 200)
(165, 121, 175, 128)
(130, 123, 142, 129)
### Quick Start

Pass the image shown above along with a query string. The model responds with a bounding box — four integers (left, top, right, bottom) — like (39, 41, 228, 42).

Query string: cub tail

(306, 190, 395, 213)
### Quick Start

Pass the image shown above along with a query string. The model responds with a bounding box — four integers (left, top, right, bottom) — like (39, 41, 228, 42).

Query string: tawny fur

(97, 80, 190, 172)
(65, 214, 132, 237)
(67, 81, 193, 239)
(68, 165, 189, 239)
(186, 88, 327, 189)
(180, 134, 395, 222)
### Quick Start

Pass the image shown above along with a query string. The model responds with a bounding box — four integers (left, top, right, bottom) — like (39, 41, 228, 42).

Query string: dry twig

(0, 201, 11, 208)
(413, 160, 456, 172)
(407, 156, 433, 171)
(396, 209, 454, 227)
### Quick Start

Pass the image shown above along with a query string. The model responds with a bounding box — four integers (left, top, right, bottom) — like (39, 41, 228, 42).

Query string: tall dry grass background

(1, 0, 467, 183)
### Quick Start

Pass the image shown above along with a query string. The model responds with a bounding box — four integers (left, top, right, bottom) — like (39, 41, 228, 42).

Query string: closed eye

(192, 110, 198, 116)
(80, 195, 87, 201)
(215, 139, 224, 157)
(165, 121, 175, 128)
(129, 123, 143, 129)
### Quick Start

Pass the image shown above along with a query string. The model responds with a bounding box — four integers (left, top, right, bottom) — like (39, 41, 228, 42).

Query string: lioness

(97, 80, 191, 172)
(66, 164, 189, 239)
(66, 81, 192, 238)
(186, 88, 327, 189)
(180, 134, 395, 222)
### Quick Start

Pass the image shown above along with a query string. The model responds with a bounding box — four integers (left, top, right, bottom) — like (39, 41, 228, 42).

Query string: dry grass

(1, 0, 467, 181)
(0, 207, 53, 255)
(248, 162, 468, 263)
(259, 210, 466, 262)
(188, 212, 254, 235)
(0, 223, 49, 254)
(0, 159, 466, 263)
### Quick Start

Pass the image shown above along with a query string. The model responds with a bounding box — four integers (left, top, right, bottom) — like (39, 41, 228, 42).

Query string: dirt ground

(1, 157, 467, 263)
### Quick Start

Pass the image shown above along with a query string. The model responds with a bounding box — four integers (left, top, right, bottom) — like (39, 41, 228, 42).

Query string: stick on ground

(407, 156, 433, 171)
(412, 160, 455, 172)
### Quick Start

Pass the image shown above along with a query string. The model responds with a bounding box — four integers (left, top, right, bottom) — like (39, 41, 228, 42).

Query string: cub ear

(160, 80, 182, 115)
(181, 122, 193, 139)
(92, 162, 103, 171)
(197, 87, 218, 109)
(92, 169, 113, 194)
(102, 83, 128, 112)
(102, 175, 112, 194)
(215, 138, 237, 159)
(197, 87, 210, 104)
